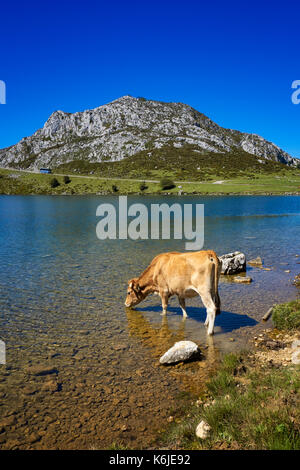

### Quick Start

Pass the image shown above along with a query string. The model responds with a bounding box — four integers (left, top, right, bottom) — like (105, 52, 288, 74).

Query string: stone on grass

(291, 350, 300, 365)
(195, 420, 211, 439)
(160, 341, 200, 365)
(291, 340, 300, 350)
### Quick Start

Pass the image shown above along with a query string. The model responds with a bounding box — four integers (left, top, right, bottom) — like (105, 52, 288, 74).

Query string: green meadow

(1, 168, 300, 196)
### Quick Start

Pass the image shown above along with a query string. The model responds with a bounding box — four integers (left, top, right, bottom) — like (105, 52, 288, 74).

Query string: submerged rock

(159, 341, 201, 365)
(248, 256, 263, 267)
(233, 276, 252, 284)
(25, 366, 58, 376)
(219, 252, 246, 274)
(293, 274, 300, 286)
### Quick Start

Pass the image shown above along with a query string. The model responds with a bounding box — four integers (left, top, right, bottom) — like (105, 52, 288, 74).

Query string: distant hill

(0, 95, 298, 171)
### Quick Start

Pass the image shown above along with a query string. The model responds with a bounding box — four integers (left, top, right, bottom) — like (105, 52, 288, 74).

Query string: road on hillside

(0, 166, 224, 185)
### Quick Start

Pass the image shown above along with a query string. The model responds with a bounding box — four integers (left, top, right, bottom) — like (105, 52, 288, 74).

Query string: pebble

(41, 380, 60, 393)
(26, 366, 58, 376)
(112, 343, 128, 351)
(248, 257, 263, 266)
(28, 433, 41, 444)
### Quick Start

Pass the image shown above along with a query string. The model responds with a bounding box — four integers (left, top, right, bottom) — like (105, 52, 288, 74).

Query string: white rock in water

(219, 251, 246, 275)
(159, 341, 200, 365)
(195, 420, 211, 439)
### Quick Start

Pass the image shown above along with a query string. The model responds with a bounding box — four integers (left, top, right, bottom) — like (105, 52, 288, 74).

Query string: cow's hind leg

(178, 296, 188, 318)
(199, 291, 217, 335)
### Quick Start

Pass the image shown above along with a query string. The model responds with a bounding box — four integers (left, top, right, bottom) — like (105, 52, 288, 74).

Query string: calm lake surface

(0, 195, 299, 449)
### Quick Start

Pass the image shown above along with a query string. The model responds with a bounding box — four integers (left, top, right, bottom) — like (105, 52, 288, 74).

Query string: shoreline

(1, 190, 300, 197)
(155, 313, 300, 450)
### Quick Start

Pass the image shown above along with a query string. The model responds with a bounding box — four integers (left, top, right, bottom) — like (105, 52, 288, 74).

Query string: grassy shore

(156, 300, 300, 450)
(1, 167, 300, 195)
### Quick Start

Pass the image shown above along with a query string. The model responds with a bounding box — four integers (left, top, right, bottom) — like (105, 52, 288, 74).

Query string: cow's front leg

(178, 296, 188, 318)
(160, 291, 169, 315)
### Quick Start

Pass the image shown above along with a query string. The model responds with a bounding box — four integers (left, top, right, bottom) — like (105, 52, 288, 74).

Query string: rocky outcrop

(0, 96, 298, 169)
(219, 251, 246, 274)
(160, 341, 201, 365)
(291, 340, 300, 365)
(254, 330, 300, 366)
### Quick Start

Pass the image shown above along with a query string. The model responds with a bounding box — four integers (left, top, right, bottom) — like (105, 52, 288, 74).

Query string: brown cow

(125, 250, 221, 335)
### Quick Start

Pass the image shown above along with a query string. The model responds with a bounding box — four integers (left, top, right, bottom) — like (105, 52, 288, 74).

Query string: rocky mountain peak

(0, 96, 298, 170)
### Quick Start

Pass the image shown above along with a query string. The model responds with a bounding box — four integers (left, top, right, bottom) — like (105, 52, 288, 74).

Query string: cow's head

(125, 278, 146, 307)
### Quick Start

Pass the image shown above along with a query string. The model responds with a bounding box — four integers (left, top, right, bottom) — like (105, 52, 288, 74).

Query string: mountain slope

(0, 95, 297, 170)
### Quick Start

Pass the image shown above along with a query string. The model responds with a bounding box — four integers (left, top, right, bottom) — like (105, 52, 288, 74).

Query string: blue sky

(0, 0, 299, 157)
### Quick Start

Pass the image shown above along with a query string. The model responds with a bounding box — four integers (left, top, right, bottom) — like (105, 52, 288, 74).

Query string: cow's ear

(128, 280, 134, 288)
(135, 283, 141, 293)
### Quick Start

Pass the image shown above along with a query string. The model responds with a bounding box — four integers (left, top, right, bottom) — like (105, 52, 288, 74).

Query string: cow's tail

(209, 251, 221, 315)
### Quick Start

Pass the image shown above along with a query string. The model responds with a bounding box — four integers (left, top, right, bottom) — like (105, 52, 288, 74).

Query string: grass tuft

(272, 300, 300, 330)
(158, 350, 300, 450)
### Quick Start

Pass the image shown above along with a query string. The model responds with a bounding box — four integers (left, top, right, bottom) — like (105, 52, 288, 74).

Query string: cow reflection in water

(125, 307, 218, 394)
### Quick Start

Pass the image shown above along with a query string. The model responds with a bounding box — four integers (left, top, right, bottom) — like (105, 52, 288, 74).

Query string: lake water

(0, 195, 299, 449)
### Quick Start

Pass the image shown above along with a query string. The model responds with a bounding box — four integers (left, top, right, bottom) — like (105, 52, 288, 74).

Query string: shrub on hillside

(160, 177, 175, 190)
(63, 175, 71, 184)
(50, 178, 60, 188)
(139, 181, 148, 191)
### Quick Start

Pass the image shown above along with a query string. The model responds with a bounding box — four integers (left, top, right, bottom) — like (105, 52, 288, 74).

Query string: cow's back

(152, 250, 217, 294)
